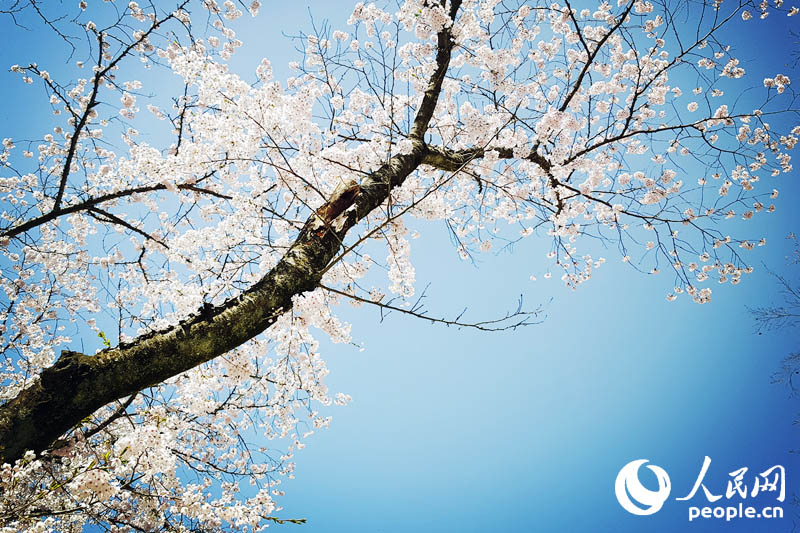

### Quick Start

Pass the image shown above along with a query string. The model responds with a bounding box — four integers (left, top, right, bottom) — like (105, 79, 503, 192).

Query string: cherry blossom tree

(0, 0, 798, 529)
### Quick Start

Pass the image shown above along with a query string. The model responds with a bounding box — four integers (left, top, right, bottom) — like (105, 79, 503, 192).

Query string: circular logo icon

(615, 459, 671, 515)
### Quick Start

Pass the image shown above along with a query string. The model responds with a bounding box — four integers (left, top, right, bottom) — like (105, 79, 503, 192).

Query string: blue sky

(2, 1, 800, 532)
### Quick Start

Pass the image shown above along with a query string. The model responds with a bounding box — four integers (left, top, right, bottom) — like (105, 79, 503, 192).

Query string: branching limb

(320, 283, 541, 331)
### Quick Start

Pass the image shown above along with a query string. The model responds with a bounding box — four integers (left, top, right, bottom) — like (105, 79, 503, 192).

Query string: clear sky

(2, 1, 799, 532)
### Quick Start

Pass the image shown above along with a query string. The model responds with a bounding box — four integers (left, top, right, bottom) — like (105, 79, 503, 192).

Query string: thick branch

(2, 175, 220, 240)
